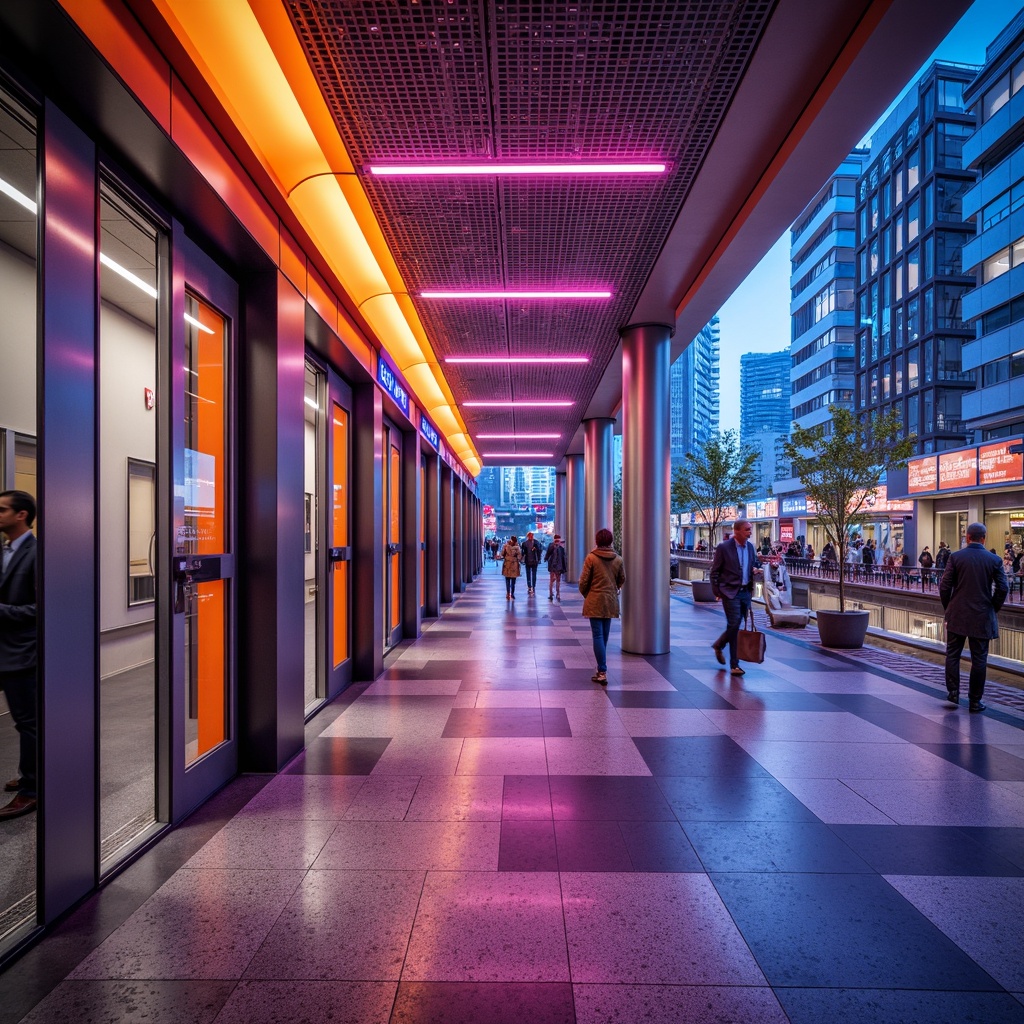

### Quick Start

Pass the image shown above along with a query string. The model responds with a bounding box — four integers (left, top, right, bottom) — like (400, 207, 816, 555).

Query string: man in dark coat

(0, 490, 38, 819)
(709, 519, 762, 676)
(939, 522, 1008, 713)
(521, 531, 543, 595)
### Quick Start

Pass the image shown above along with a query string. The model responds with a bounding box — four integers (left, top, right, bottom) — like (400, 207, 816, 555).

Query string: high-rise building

(740, 350, 791, 498)
(670, 317, 720, 472)
(960, 12, 1024, 441)
(789, 149, 868, 433)
(854, 60, 980, 454)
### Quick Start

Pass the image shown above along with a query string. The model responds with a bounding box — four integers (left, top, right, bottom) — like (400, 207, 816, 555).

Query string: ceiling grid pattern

(286, 0, 776, 462)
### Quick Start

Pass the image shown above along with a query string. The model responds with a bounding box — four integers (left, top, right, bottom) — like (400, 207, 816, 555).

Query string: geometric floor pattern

(5, 568, 1024, 1023)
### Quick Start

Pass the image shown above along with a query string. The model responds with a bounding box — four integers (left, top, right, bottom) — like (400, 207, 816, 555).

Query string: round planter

(816, 609, 869, 649)
(691, 580, 717, 603)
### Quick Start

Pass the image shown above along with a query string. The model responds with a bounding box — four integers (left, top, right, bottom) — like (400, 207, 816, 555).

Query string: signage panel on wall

(420, 413, 440, 451)
(979, 440, 1024, 487)
(938, 449, 978, 490)
(781, 496, 806, 515)
(908, 456, 938, 494)
(377, 353, 410, 417)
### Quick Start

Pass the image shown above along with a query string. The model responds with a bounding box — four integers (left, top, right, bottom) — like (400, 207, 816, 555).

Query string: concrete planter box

(816, 609, 870, 649)
(691, 580, 717, 602)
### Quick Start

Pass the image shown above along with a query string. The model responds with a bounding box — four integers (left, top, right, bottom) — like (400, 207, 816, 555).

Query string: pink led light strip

(445, 357, 589, 364)
(369, 162, 666, 176)
(422, 290, 610, 299)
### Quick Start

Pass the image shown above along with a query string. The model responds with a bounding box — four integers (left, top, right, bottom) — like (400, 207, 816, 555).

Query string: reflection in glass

(99, 188, 159, 870)
(304, 363, 321, 709)
(331, 404, 349, 668)
(183, 295, 229, 765)
(0, 88, 37, 944)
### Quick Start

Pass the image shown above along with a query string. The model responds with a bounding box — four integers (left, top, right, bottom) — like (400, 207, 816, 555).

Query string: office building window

(908, 345, 919, 390)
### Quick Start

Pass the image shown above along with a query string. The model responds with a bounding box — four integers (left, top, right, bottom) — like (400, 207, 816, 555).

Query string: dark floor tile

(657, 775, 818, 823)
(605, 690, 711, 709)
(777, 987, 1024, 1024)
(619, 819, 704, 871)
(284, 737, 390, 775)
(819, 694, 907, 713)
(536, 669, 607, 690)
(502, 776, 552, 820)
(554, 820, 632, 870)
(685, 821, 873, 873)
(831, 825, 1024, 876)
(392, 982, 574, 1024)
(640, 656, 716, 691)
(458, 676, 542, 692)
(541, 708, 573, 737)
(548, 775, 676, 821)
(498, 820, 558, 871)
(712, 872, 1000, 990)
(957, 827, 1024, 870)
(380, 663, 470, 679)
(634, 735, 770, 777)
(918, 744, 1024, 781)
(17, 979, 235, 1024)
(856, 713, 965, 744)
(775, 658, 861, 672)
(531, 639, 583, 647)
(722, 692, 847, 712)
(418, 630, 474, 639)
(443, 708, 547, 738)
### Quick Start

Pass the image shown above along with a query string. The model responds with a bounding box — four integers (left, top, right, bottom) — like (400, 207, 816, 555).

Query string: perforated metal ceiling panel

(285, 0, 776, 463)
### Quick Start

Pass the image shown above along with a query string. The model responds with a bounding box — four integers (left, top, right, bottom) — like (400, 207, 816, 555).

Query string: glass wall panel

(331, 403, 349, 668)
(0, 87, 37, 945)
(303, 364, 320, 708)
(98, 187, 160, 869)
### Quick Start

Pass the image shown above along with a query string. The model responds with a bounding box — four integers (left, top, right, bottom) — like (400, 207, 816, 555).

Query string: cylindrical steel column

(554, 471, 567, 541)
(621, 322, 672, 655)
(565, 454, 586, 583)
(584, 417, 615, 543)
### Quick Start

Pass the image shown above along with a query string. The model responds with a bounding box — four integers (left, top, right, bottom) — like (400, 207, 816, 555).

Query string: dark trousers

(525, 565, 538, 590)
(715, 588, 752, 668)
(505, 575, 517, 597)
(0, 668, 37, 797)
(589, 617, 612, 672)
(945, 632, 989, 702)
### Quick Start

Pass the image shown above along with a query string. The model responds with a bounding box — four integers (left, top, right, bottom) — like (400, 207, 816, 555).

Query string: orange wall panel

(169, 76, 280, 261)
(306, 264, 339, 334)
(279, 225, 306, 297)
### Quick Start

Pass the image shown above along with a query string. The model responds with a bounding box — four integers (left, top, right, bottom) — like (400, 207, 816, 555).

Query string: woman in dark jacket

(578, 528, 626, 685)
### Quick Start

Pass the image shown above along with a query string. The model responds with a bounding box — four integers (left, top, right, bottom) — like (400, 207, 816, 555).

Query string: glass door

(170, 235, 237, 817)
(303, 363, 322, 711)
(326, 370, 353, 693)
(420, 454, 426, 616)
(383, 421, 402, 650)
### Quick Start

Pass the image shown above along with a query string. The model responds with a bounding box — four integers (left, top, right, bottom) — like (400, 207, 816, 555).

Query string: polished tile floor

(5, 570, 1024, 1023)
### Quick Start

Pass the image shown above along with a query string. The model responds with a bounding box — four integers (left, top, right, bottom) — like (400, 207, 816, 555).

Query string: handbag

(736, 607, 766, 664)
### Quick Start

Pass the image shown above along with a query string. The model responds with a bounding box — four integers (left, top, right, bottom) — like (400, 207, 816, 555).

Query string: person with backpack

(544, 533, 568, 600)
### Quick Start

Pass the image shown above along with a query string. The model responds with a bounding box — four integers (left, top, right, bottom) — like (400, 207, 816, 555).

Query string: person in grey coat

(939, 522, 1008, 713)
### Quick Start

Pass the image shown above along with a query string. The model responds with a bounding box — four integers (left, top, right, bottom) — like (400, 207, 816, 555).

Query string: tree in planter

(783, 405, 915, 612)
(672, 430, 759, 549)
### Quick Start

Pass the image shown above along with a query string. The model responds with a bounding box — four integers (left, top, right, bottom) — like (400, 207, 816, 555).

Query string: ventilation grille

(286, 0, 775, 460)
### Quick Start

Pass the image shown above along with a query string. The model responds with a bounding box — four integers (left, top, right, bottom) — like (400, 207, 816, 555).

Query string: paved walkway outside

(4, 570, 1024, 1023)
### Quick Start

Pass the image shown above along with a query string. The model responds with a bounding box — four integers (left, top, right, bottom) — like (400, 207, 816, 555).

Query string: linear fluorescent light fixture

(476, 434, 560, 439)
(100, 253, 158, 299)
(465, 401, 573, 407)
(422, 290, 610, 299)
(445, 356, 589, 364)
(184, 312, 215, 335)
(369, 162, 666, 176)
(482, 453, 554, 458)
(0, 176, 36, 214)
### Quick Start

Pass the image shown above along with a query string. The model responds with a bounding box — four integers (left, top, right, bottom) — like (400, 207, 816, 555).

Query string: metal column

(621, 322, 672, 655)
(584, 417, 615, 543)
(554, 471, 567, 541)
(440, 464, 454, 603)
(565, 454, 585, 583)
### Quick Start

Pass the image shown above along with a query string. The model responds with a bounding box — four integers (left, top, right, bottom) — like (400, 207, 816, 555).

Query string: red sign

(939, 449, 978, 490)
(779, 521, 794, 543)
(979, 440, 1024, 486)
(908, 456, 938, 494)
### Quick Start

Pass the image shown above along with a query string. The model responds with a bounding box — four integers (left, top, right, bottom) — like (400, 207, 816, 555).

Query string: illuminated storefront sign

(420, 413, 440, 450)
(908, 455, 938, 494)
(781, 495, 806, 515)
(979, 441, 1024, 487)
(939, 449, 977, 490)
(744, 498, 779, 518)
(377, 354, 410, 417)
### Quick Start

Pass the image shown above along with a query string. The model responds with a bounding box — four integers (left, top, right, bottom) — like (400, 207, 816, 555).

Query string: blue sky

(714, 0, 1024, 433)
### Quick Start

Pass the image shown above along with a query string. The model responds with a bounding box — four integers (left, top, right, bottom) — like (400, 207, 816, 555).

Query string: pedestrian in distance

(0, 490, 38, 820)
(709, 518, 762, 676)
(500, 535, 523, 600)
(545, 533, 568, 600)
(521, 531, 543, 595)
(578, 528, 625, 685)
(939, 522, 1008, 713)
(935, 540, 950, 572)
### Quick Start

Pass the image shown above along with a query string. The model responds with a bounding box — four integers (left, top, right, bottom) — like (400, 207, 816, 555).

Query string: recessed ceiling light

(368, 162, 666, 176)
(464, 401, 573, 407)
(101, 253, 158, 299)
(422, 290, 611, 299)
(0, 176, 36, 214)
(445, 357, 589, 364)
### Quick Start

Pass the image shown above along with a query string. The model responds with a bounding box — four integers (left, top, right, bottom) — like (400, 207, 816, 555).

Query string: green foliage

(671, 430, 760, 545)
(613, 473, 623, 554)
(783, 405, 916, 611)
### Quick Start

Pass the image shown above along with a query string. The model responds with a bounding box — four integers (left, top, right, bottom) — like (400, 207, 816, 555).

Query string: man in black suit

(939, 521, 1008, 714)
(0, 490, 37, 819)
(709, 518, 762, 676)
